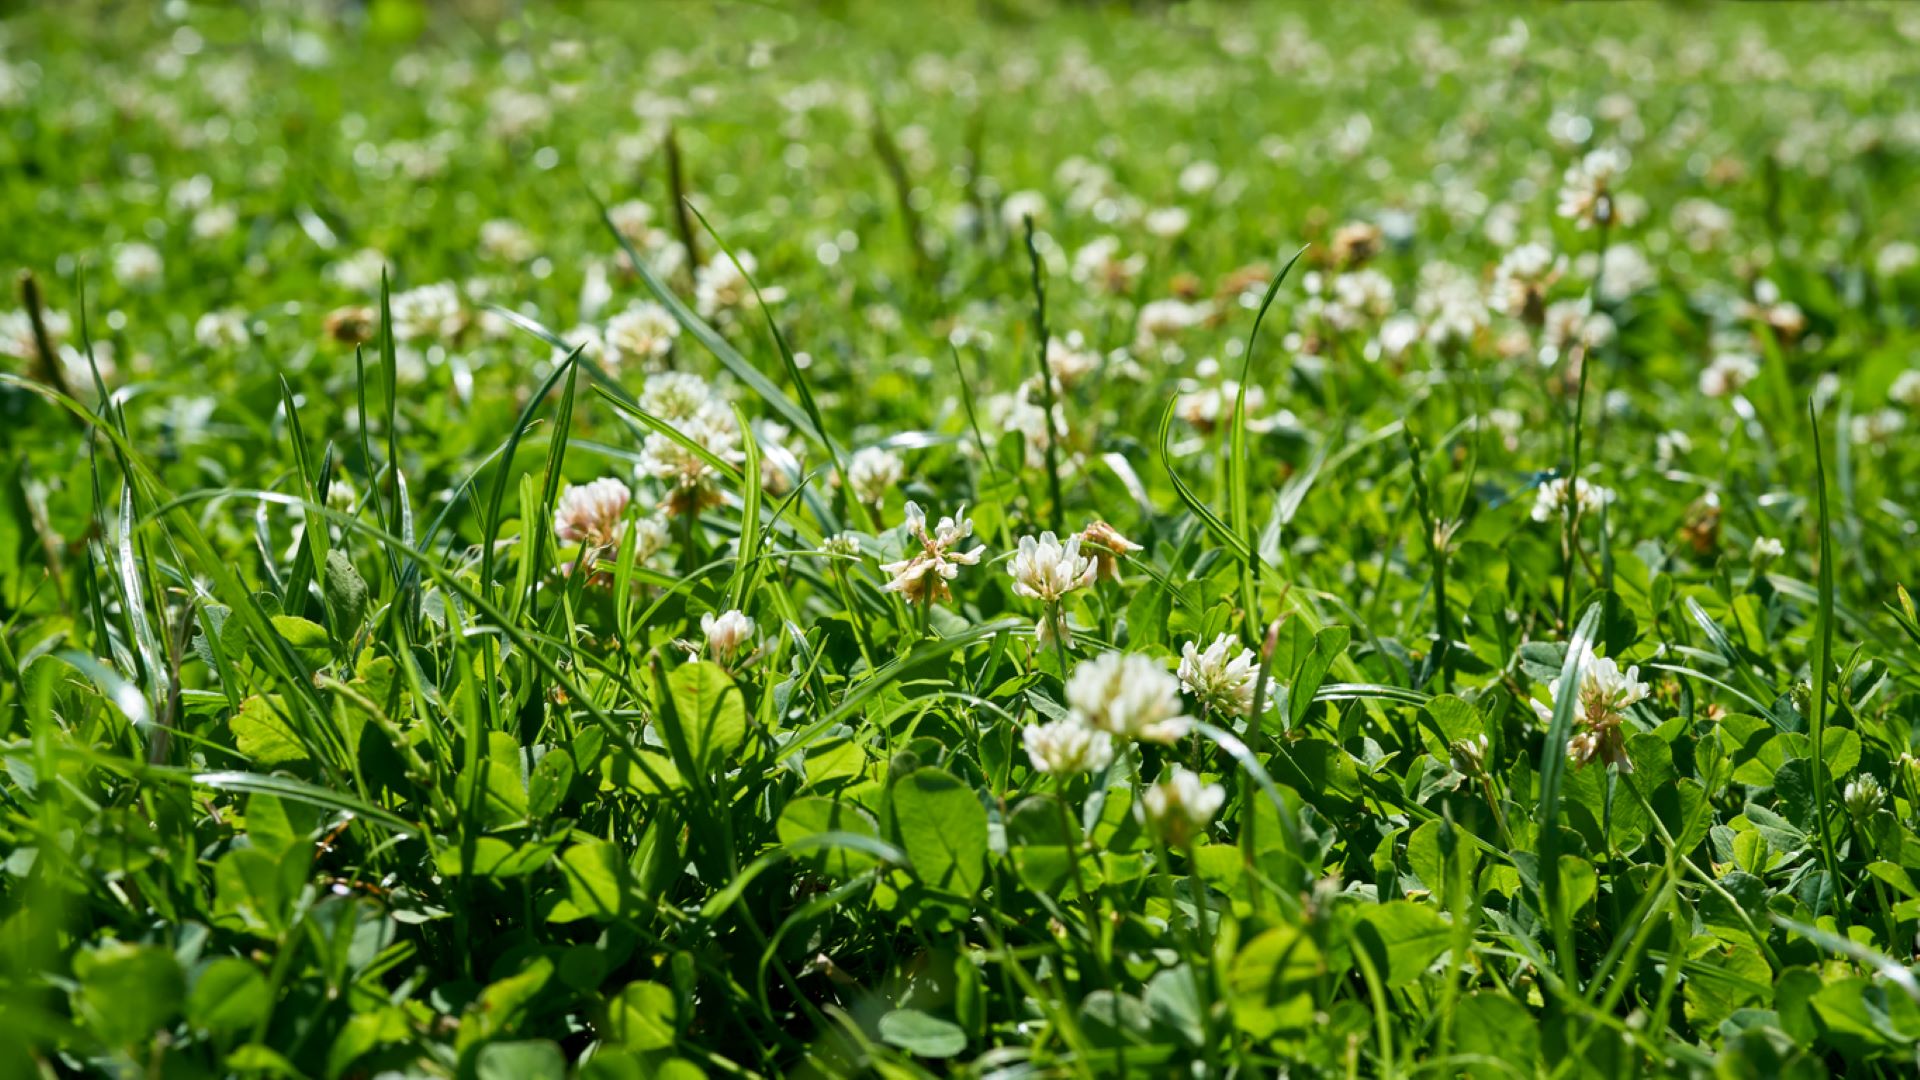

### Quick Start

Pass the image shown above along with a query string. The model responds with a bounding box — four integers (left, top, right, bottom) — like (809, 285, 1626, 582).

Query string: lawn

(5, 1, 1920, 1077)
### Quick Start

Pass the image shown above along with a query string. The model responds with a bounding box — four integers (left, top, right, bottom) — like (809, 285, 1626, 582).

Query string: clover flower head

(1067, 651, 1191, 744)
(702, 609, 755, 664)
(1009, 532, 1096, 603)
(1530, 477, 1614, 524)
(846, 446, 905, 506)
(1138, 766, 1225, 847)
(554, 478, 632, 547)
(1531, 641, 1647, 772)
(1023, 719, 1114, 776)
(879, 501, 982, 605)
(1178, 633, 1269, 717)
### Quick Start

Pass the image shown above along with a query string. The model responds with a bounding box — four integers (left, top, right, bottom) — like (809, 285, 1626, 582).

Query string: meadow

(5, 1, 1920, 1076)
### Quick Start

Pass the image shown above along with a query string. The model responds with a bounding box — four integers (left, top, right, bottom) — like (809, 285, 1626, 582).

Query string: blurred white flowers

(113, 242, 163, 288)
(1557, 147, 1626, 229)
(605, 301, 680, 370)
(193, 309, 249, 349)
(390, 282, 464, 343)
(1022, 719, 1114, 776)
(1530, 477, 1614, 524)
(695, 252, 783, 322)
(846, 446, 905, 506)
(1488, 243, 1563, 320)
(1699, 352, 1760, 398)
(1138, 766, 1225, 847)
(328, 248, 387, 294)
(479, 219, 535, 262)
(1067, 651, 1190, 744)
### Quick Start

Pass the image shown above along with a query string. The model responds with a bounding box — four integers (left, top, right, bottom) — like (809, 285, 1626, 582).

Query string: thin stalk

(1561, 207, 1612, 629)
(1021, 216, 1066, 533)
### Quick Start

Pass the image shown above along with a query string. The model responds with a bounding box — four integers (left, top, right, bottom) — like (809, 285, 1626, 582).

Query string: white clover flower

(879, 501, 982, 606)
(605, 301, 680, 369)
(390, 282, 463, 342)
(846, 446, 905, 506)
(1046, 334, 1101, 387)
(1540, 299, 1614, 363)
(1138, 766, 1226, 847)
(1845, 775, 1886, 817)
(1175, 379, 1275, 436)
(486, 86, 551, 138)
(554, 477, 631, 547)
(823, 532, 862, 559)
(555, 324, 607, 367)
(1672, 198, 1734, 253)
(628, 514, 671, 566)
(1178, 633, 1270, 718)
(1414, 262, 1486, 348)
(1699, 352, 1760, 398)
(1066, 651, 1191, 744)
(193, 309, 249, 349)
(191, 204, 238, 242)
(1178, 160, 1221, 194)
(0, 308, 68, 360)
(1326, 269, 1395, 332)
(694, 252, 782, 321)
(1145, 206, 1191, 239)
(327, 248, 387, 294)
(1135, 298, 1209, 352)
(1009, 531, 1096, 646)
(702, 609, 756, 664)
(1529, 641, 1648, 772)
(1022, 719, 1114, 776)
(639, 371, 718, 422)
(1888, 370, 1920, 410)
(1878, 242, 1919, 278)
(479, 219, 535, 262)
(1451, 734, 1490, 777)
(607, 200, 664, 248)
(982, 381, 1069, 470)
(1071, 236, 1144, 295)
(1585, 243, 1656, 303)
(1655, 430, 1692, 468)
(1557, 146, 1626, 229)
(638, 408, 743, 515)
(1530, 477, 1614, 524)
(1000, 189, 1047, 231)
(1488, 243, 1564, 319)
(1751, 536, 1785, 563)
(1853, 408, 1906, 446)
(113, 242, 163, 288)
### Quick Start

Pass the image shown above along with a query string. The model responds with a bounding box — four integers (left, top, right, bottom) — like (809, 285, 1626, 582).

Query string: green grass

(5, 2, 1920, 1077)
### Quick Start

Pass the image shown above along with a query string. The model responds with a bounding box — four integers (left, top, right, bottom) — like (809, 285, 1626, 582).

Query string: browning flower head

(1078, 521, 1142, 582)
(879, 501, 982, 605)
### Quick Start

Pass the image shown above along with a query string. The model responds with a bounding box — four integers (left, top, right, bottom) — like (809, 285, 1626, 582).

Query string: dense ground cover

(6, 1, 1920, 1076)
